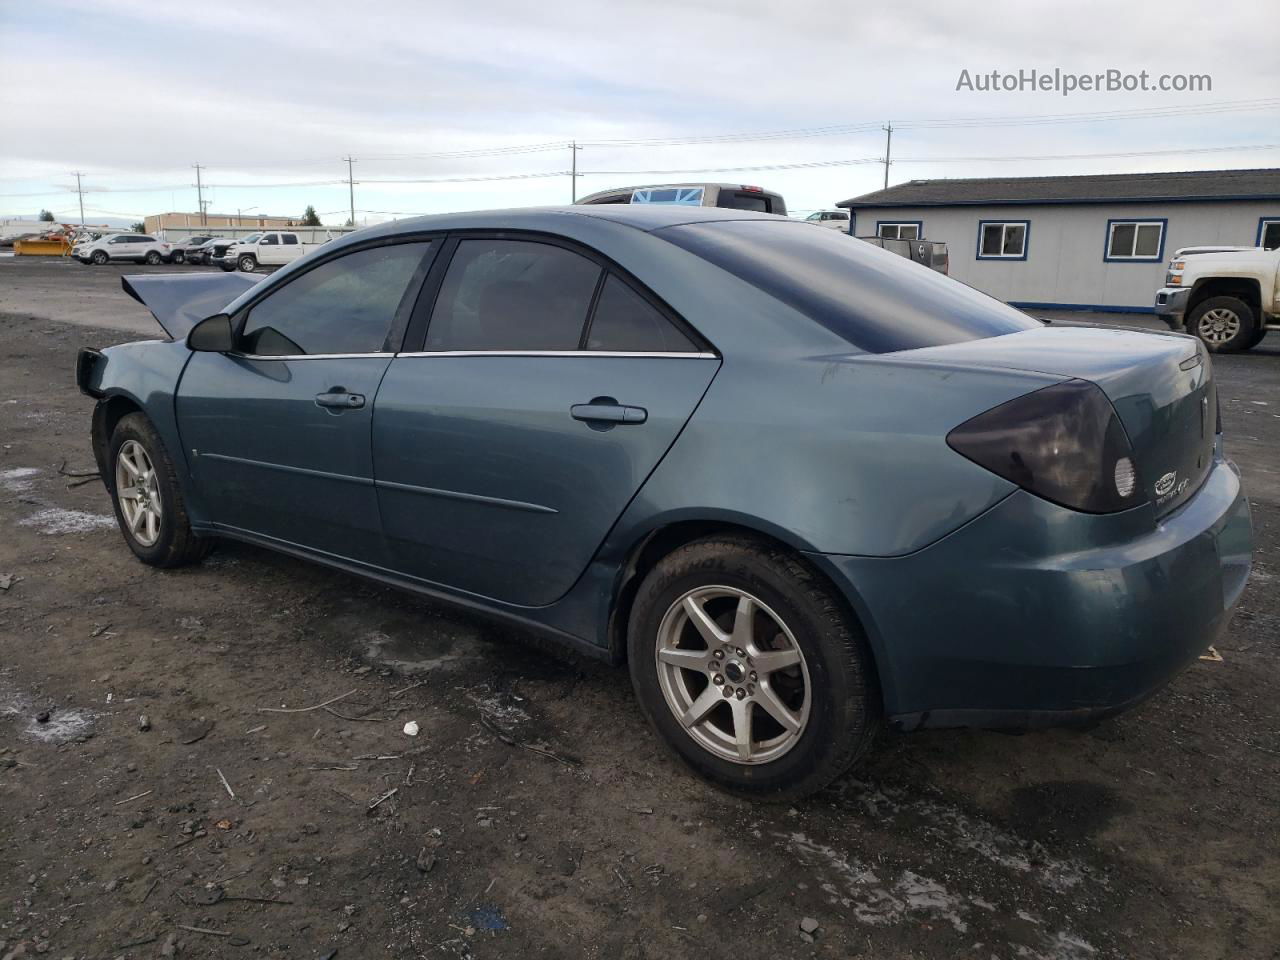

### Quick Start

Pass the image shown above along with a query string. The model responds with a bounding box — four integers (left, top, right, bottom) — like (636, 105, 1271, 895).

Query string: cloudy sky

(2, 0, 1277, 226)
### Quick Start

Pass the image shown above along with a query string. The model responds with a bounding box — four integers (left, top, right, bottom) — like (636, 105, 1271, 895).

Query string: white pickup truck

(1155, 246, 1280, 352)
(215, 231, 323, 273)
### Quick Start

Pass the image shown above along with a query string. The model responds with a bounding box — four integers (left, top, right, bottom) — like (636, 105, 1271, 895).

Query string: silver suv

(74, 233, 172, 266)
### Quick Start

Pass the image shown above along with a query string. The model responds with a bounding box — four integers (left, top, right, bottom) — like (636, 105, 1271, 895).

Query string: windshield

(239, 234, 262, 244)
(661, 219, 1040, 354)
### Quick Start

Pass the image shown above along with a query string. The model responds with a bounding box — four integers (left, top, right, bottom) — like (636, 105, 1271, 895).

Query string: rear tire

(627, 536, 879, 802)
(144, 251, 162, 265)
(108, 413, 212, 568)
(1188, 296, 1257, 353)
(172, 250, 186, 265)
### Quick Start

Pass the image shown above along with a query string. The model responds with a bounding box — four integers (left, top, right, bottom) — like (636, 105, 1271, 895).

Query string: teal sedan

(77, 205, 1253, 800)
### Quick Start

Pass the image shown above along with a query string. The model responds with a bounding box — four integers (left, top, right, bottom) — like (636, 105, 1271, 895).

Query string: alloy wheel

(115, 439, 163, 547)
(655, 586, 811, 765)
(1198, 307, 1241, 344)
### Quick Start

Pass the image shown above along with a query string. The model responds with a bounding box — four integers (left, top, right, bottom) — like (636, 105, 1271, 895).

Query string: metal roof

(837, 167, 1280, 209)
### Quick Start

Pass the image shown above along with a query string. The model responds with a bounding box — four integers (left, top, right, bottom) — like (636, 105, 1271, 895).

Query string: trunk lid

(898, 325, 1216, 517)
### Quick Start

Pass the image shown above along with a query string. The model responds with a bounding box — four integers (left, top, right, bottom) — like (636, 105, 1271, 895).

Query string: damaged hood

(121, 272, 262, 339)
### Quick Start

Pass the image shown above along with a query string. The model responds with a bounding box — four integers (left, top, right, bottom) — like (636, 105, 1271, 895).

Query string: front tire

(1189, 296, 1257, 353)
(237, 254, 257, 272)
(627, 536, 879, 802)
(91, 250, 108, 265)
(108, 413, 212, 567)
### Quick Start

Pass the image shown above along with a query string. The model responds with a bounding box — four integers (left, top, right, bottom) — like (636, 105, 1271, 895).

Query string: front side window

(425, 239, 600, 351)
(977, 221, 1029, 260)
(260, 233, 279, 246)
(1258, 218, 1280, 250)
(878, 222, 920, 240)
(239, 242, 430, 356)
(585, 275, 697, 353)
(1106, 220, 1165, 261)
(631, 186, 706, 206)
(805, 212, 822, 222)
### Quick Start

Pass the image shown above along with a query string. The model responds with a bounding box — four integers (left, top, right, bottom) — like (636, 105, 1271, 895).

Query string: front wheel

(627, 536, 879, 802)
(108, 413, 212, 567)
(237, 254, 257, 272)
(91, 250, 108, 265)
(1189, 296, 1257, 353)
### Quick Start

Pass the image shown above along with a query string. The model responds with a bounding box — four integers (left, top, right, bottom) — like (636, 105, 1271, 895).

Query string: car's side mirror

(187, 313, 235, 353)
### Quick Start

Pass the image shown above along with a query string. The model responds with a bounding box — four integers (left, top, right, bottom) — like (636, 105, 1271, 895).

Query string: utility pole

(570, 141, 582, 203)
(72, 171, 85, 224)
(344, 157, 356, 226)
(882, 123, 893, 190)
(193, 164, 206, 226)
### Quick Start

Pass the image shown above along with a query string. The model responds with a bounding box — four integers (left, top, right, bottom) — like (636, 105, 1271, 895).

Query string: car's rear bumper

(809, 453, 1252, 730)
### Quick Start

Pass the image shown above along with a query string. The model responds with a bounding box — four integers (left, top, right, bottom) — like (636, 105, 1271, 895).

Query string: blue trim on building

(1103, 218, 1167, 263)
(1258, 216, 1280, 248)
(975, 219, 1030, 261)
(840, 193, 1280, 210)
(875, 219, 923, 239)
(1010, 301, 1156, 315)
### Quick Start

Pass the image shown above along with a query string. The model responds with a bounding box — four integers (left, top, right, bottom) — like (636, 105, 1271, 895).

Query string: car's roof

(353, 204, 786, 243)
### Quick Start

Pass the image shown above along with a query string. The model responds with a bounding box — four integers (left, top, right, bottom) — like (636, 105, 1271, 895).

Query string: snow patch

(1, 467, 42, 492)
(19, 507, 116, 534)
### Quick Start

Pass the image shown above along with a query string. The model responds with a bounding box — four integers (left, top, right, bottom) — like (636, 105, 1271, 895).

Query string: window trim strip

(393, 350, 719, 359)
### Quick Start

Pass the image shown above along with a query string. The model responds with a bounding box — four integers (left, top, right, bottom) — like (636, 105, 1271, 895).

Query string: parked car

(218, 230, 316, 272)
(1155, 245, 1280, 352)
(78, 206, 1252, 801)
(803, 209, 851, 230)
(167, 235, 218, 265)
(73, 233, 172, 265)
(205, 237, 243, 268)
(577, 182, 787, 216)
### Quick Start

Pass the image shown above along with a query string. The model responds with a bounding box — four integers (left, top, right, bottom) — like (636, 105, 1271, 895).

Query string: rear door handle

(315, 391, 365, 410)
(571, 401, 647, 425)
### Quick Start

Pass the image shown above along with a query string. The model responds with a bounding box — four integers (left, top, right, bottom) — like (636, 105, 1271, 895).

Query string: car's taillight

(946, 379, 1143, 514)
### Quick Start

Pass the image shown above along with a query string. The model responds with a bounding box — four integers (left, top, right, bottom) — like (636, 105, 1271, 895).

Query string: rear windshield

(661, 219, 1039, 353)
(715, 190, 785, 216)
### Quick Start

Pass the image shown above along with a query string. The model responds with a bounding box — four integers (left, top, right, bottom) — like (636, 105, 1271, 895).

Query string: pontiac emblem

(1154, 472, 1177, 497)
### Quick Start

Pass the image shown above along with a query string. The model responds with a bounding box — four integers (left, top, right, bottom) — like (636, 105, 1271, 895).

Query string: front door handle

(571, 399, 647, 425)
(315, 390, 365, 410)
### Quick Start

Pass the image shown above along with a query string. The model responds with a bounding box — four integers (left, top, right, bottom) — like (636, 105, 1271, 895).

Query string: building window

(976, 220, 1029, 260)
(1258, 218, 1280, 250)
(1105, 219, 1166, 262)
(877, 221, 922, 240)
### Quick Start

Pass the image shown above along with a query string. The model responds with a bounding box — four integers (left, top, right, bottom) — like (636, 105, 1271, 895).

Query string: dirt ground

(1, 256, 1277, 960)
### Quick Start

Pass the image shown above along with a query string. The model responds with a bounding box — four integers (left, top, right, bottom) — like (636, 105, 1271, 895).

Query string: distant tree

(38, 209, 54, 221)
(130, 221, 146, 233)
(343, 218, 355, 228)
(302, 205, 322, 226)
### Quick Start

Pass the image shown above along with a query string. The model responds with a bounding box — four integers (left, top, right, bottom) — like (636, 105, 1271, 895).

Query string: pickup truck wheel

(109, 413, 213, 568)
(627, 536, 879, 802)
(237, 254, 257, 272)
(91, 250, 108, 265)
(172, 250, 186, 264)
(144, 251, 162, 265)
(1189, 296, 1257, 353)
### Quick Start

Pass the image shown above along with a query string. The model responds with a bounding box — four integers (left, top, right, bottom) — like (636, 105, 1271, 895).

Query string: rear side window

(662, 220, 1040, 353)
(426, 239, 601, 351)
(282, 234, 299, 245)
(239, 242, 430, 356)
(715, 189, 785, 216)
(585, 275, 696, 353)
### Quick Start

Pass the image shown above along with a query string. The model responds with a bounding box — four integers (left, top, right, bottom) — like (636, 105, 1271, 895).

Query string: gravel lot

(1, 255, 1277, 960)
